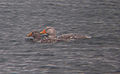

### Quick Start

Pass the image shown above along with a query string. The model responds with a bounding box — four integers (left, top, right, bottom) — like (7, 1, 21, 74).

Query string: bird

(26, 26, 91, 43)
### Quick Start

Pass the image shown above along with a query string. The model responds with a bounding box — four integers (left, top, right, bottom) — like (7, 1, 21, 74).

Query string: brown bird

(26, 26, 91, 43)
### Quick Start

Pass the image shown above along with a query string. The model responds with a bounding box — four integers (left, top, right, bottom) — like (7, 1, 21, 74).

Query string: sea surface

(0, 0, 120, 74)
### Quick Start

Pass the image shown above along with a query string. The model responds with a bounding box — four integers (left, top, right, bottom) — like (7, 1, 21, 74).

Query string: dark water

(0, 0, 120, 74)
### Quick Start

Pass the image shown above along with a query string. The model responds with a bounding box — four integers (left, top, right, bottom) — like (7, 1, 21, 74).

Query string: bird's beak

(27, 32, 32, 37)
(40, 29, 47, 34)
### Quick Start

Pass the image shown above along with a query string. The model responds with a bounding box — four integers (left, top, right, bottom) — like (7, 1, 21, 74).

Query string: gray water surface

(0, 0, 120, 74)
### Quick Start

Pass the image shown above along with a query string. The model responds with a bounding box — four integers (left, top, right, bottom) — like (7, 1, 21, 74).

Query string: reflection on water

(0, 0, 120, 74)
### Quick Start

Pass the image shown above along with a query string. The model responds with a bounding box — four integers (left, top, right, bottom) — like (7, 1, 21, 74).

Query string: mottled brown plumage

(26, 26, 91, 43)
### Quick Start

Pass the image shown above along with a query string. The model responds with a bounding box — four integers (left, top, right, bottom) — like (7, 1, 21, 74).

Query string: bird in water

(26, 26, 91, 43)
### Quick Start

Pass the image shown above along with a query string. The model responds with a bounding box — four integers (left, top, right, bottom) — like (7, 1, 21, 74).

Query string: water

(0, 0, 120, 74)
